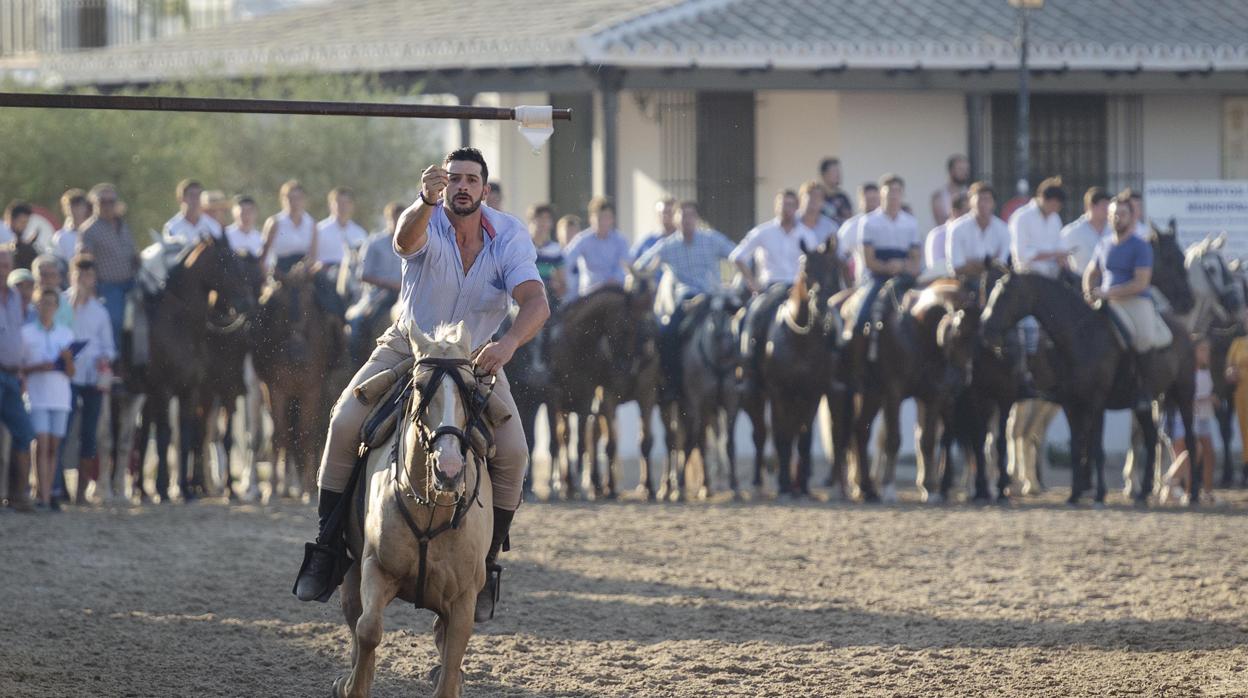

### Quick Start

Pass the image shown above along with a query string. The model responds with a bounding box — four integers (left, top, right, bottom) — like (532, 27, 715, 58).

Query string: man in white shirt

(946, 182, 1011, 278)
(163, 179, 223, 244)
(52, 189, 91, 266)
(313, 187, 368, 269)
(852, 174, 921, 338)
(1061, 187, 1111, 275)
(798, 180, 837, 244)
(224, 196, 265, 258)
(923, 192, 968, 278)
(1009, 176, 1067, 396)
(836, 182, 880, 287)
(730, 189, 817, 293)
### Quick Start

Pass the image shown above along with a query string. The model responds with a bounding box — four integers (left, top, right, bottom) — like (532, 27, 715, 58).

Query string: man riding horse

(294, 148, 550, 622)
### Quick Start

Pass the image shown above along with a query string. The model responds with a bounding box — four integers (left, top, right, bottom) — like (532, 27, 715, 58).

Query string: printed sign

(1144, 180, 1248, 259)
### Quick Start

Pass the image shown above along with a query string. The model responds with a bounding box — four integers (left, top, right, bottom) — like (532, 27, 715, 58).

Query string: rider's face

(446, 161, 486, 216)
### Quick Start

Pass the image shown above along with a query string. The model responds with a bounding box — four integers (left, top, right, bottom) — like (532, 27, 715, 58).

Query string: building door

(697, 92, 756, 239)
(990, 94, 1107, 221)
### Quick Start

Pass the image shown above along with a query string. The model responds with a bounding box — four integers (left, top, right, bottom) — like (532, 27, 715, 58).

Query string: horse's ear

(799, 239, 810, 255)
(1168, 217, 1177, 235)
(407, 321, 433, 356)
(452, 321, 471, 354)
(1214, 231, 1227, 250)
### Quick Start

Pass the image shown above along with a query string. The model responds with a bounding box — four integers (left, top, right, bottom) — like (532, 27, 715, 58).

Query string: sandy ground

(3, 470, 1248, 698)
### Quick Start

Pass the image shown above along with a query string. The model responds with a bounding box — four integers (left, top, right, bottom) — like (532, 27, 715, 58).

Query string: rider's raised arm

(259, 214, 278, 262)
(395, 165, 447, 257)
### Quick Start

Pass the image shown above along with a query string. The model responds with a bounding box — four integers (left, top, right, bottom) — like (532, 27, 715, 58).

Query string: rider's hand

(475, 336, 518, 375)
(421, 165, 449, 204)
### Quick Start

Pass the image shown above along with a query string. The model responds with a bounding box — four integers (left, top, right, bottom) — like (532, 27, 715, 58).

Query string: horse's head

(406, 322, 485, 497)
(704, 292, 743, 371)
(185, 235, 256, 317)
(800, 237, 844, 306)
(1187, 233, 1244, 327)
(979, 272, 1031, 349)
(1149, 222, 1194, 315)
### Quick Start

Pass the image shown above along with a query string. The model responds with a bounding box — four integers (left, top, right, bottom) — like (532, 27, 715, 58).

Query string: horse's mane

(558, 285, 629, 322)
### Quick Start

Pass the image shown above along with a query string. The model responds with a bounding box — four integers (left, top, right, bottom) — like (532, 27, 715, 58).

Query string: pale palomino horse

(336, 322, 494, 698)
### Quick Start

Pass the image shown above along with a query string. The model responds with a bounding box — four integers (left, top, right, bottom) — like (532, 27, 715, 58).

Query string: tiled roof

(26, 0, 1248, 86)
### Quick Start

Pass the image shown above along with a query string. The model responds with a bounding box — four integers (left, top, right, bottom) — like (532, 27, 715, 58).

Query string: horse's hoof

(331, 675, 347, 698)
(862, 492, 881, 504)
(925, 493, 945, 505)
(994, 495, 1011, 507)
(1066, 497, 1080, 507)
(880, 484, 898, 504)
(697, 486, 710, 501)
(427, 665, 442, 685)
(1093, 501, 1107, 511)
(1132, 496, 1149, 510)
(730, 489, 742, 502)
(603, 488, 619, 501)
(669, 489, 685, 503)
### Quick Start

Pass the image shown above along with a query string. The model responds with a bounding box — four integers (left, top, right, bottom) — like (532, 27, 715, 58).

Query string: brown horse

(337, 322, 493, 698)
(133, 236, 255, 502)
(251, 265, 346, 500)
(548, 268, 660, 499)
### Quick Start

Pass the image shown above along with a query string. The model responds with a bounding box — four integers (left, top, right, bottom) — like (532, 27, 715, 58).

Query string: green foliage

(0, 75, 437, 240)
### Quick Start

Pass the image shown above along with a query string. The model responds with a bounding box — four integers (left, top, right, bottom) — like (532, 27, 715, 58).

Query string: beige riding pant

(1109, 296, 1173, 352)
(317, 323, 529, 511)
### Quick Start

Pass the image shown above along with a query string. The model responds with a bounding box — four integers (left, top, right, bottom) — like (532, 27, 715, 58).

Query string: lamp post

(1010, 0, 1045, 197)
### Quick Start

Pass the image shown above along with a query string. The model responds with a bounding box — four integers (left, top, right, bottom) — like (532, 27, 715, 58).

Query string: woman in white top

(22, 286, 76, 509)
(261, 179, 315, 273)
(62, 255, 116, 502)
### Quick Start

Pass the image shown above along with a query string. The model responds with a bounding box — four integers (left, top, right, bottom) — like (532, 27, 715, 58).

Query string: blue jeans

(98, 279, 134, 351)
(0, 372, 34, 454)
(854, 276, 888, 333)
(54, 385, 105, 497)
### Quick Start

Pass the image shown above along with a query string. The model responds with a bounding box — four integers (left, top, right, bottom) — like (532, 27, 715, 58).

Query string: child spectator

(22, 286, 76, 511)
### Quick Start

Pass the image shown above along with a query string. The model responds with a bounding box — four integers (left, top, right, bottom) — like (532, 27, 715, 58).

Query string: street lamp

(1010, 0, 1045, 197)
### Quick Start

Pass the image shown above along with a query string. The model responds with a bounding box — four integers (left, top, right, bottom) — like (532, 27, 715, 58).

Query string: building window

(1225, 97, 1248, 179)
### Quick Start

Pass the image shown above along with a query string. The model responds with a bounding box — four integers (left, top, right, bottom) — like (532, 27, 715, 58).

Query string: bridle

(387, 354, 496, 609)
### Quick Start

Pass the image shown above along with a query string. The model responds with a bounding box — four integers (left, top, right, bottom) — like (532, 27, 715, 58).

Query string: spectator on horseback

(630, 197, 677, 261)
(51, 189, 91, 267)
(636, 200, 735, 400)
(1083, 192, 1173, 409)
(163, 179, 223, 244)
(224, 196, 264, 257)
(1009, 176, 1067, 394)
(563, 196, 630, 297)
(315, 186, 368, 276)
(923, 192, 969, 278)
(295, 147, 550, 625)
(0, 245, 37, 512)
(1062, 186, 1111, 273)
(346, 201, 403, 366)
(799, 180, 838, 244)
(946, 181, 1010, 280)
(77, 183, 137, 351)
(836, 182, 880, 286)
(527, 203, 566, 307)
(931, 154, 971, 226)
(850, 174, 920, 346)
(261, 179, 316, 274)
(730, 189, 816, 295)
(57, 255, 114, 506)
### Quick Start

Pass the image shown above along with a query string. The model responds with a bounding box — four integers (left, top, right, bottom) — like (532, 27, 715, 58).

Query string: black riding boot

(474, 507, 515, 623)
(293, 489, 345, 602)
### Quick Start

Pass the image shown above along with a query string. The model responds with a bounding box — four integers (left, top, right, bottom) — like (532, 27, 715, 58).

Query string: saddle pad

(1102, 303, 1131, 351)
(360, 376, 411, 450)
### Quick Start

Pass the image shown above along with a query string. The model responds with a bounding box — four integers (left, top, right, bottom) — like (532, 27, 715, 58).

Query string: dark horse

(251, 265, 347, 500)
(135, 236, 255, 501)
(739, 239, 845, 495)
(981, 273, 1197, 505)
(548, 270, 660, 499)
(203, 252, 266, 499)
(498, 306, 560, 500)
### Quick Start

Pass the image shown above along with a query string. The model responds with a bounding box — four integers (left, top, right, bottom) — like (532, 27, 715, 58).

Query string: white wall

(470, 92, 551, 220)
(754, 91, 841, 225)
(1142, 94, 1223, 181)
(616, 90, 665, 242)
(835, 91, 968, 232)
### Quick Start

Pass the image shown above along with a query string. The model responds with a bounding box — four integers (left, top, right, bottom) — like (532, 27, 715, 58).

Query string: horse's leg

(725, 401, 740, 497)
(152, 394, 173, 501)
(879, 392, 902, 503)
(829, 389, 852, 501)
(1134, 407, 1157, 508)
(915, 402, 938, 502)
(545, 404, 562, 499)
(334, 558, 398, 698)
(796, 412, 814, 497)
(1064, 403, 1087, 506)
(606, 402, 624, 500)
(431, 595, 476, 698)
(744, 389, 767, 490)
(635, 400, 655, 502)
(268, 386, 291, 498)
(771, 417, 793, 497)
(854, 393, 881, 502)
(1216, 399, 1235, 488)
(299, 390, 321, 502)
(340, 560, 363, 667)
(582, 408, 599, 498)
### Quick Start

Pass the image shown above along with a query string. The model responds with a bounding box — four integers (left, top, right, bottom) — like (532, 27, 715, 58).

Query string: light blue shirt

(635, 229, 735, 297)
(395, 204, 542, 350)
(563, 228, 631, 296)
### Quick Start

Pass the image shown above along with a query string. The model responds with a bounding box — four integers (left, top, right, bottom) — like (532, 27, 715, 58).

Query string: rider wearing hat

(294, 148, 549, 623)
